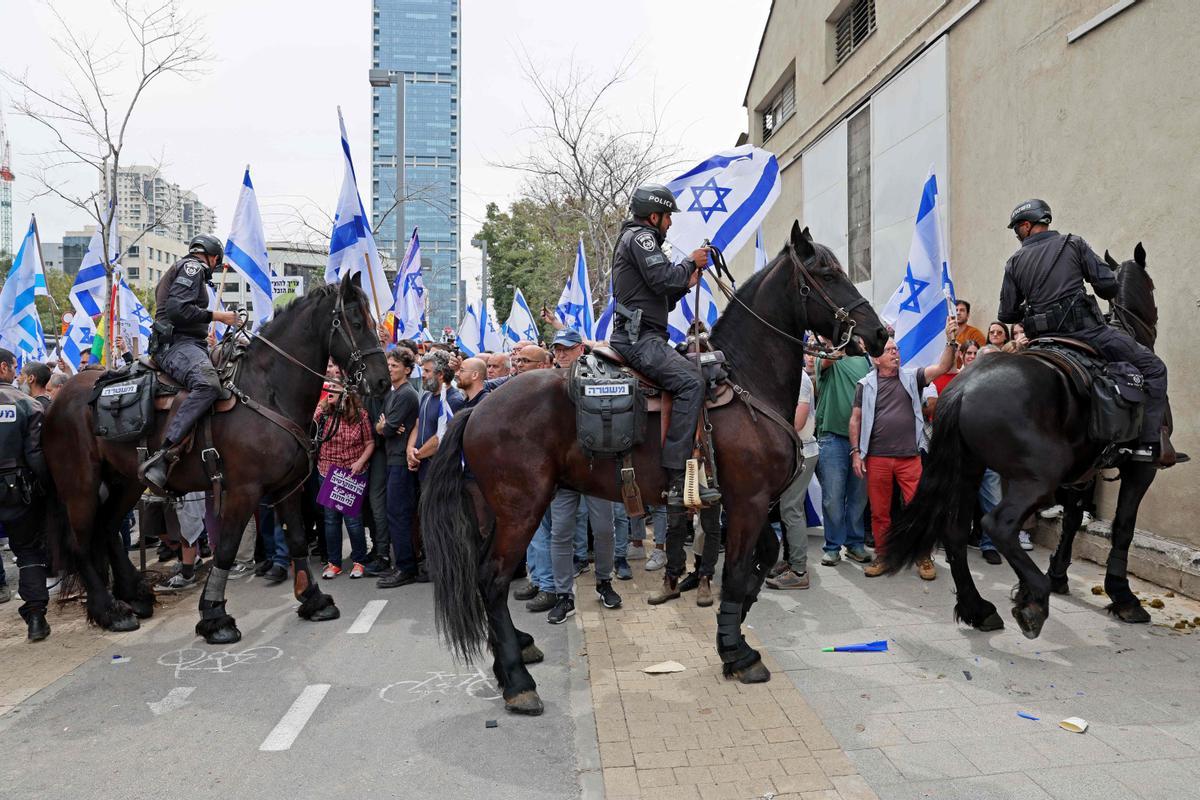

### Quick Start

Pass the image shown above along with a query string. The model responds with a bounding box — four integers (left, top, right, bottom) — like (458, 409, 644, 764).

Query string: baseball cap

(552, 328, 584, 348)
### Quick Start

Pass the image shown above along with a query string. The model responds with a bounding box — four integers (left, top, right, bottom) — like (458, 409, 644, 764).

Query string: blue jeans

(977, 470, 1000, 551)
(649, 506, 668, 546)
(387, 465, 418, 572)
(527, 510, 554, 592)
(257, 503, 290, 567)
(324, 506, 367, 567)
(574, 504, 588, 562)
(815, 433, 866, 554)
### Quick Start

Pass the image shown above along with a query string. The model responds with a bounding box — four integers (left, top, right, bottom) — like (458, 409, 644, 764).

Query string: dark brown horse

(881, 244, 1167, 636)
(420, 223, 889, 715)
(42, 273, 389, 643)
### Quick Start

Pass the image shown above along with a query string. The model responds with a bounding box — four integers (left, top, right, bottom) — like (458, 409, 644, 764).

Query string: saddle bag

(91, 370, 158, 443)
(685, 349, 729, 386)
(568, 353, 646, 458)
(1089, 361, 1145, 444)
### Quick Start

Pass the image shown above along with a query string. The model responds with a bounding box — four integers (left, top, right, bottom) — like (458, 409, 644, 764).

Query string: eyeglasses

(511, 357, 530, 365)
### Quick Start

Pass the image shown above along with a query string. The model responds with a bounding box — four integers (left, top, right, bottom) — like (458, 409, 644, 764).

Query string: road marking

(148, 687, 194, 716)
(259, 684, 331, 752)
(347, 599, 387, 634)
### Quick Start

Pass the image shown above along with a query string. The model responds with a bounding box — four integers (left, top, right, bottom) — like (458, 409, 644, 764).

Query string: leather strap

(199, 416, 225, 518)
(619, 454, 645, 519)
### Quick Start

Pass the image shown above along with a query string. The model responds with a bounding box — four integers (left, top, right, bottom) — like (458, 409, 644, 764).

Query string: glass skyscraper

(371, 0, 460, 336)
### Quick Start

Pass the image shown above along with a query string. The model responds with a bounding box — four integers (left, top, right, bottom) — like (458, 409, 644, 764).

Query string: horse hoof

(1011, 606, 1045, 639)
(307, 603, 340, 622)
(732, 660, 771, 684)
(1108, 601, 1151, 624)
(1050, 581, 1070, 596)
(976, 611, 1005, 632)
(128, 598, 155, 619)
(504, 690, 544, 716)
(521, 643, 544, 664)
(204, 625, 242, 645)
(107, 614, 141, 633)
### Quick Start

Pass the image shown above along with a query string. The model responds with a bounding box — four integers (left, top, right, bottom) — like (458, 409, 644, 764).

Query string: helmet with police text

(630, 184, 682, 218)
(1007, 199, 1052, 229)
(188, 233, 225, 262)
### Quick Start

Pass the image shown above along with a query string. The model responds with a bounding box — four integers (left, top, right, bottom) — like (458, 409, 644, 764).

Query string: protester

(986, 322, 1010, 347)
(408, 350, 465, 475)
(19, 362, 52, 410)
(314, 385, 375, 579)
(767, 360, 821, 589)
(376, 347, 421, 588)
(155, 492, 206, 590)
(854, 318, 958, 579)
(46, 373, 69, 400)
(1003, 322, 1030, 353)
(954, 300, 986, 347)
(485, 352, 510, 379)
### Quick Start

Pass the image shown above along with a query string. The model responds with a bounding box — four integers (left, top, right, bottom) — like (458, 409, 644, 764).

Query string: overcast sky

(3, 0, 769, 294)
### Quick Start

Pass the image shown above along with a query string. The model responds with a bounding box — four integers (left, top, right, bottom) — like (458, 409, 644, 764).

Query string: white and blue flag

(500, 288, 538, 351)
(326, 107, 390, 319)
(0, 217, 48, 364)
(554, 238, 595, 337)
(754, 227, 770, 273)
(225, 167, 275, 327)
(594, 277, 616, 342)
(667, 276, 720, 345)
(392, 226, 427, 341)
(207, 285, 229, 340)
(663, 144, 781, 262)
(880, 170, 956, 368)
(61, 208, 119, 372)
(435, 384, 455, 439)
(455, 302, 503, 357)
(118, 277, 152, 355)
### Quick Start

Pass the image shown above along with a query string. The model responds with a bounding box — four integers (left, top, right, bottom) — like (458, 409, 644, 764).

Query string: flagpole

(30, 215, 64, 356)
(362, 252, 383, 322)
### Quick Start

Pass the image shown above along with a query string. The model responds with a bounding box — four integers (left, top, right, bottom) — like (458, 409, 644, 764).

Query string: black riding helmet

(188, 233, 225, 262)
(630, 184, 681, 218)
(1007, 199, 1052, 229)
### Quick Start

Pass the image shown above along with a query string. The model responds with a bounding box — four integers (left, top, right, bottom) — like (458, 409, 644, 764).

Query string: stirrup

(683, 458, 721, 509)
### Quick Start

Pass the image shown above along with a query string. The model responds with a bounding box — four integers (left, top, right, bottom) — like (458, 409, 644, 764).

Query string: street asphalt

(0, 553, 596, 800)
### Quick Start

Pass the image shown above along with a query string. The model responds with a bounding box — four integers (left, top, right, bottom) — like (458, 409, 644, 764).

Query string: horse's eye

(821, 274, 835, 283)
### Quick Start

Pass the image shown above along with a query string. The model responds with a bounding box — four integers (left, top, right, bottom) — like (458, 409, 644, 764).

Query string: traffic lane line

(347, 599, 387, 634)
(259, 683, 331, 752)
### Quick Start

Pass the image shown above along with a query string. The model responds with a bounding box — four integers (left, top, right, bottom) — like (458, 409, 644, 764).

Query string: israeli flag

(880, 170, 956, 368)
(667, 276, 720, 345)
(326, 107, 390, 319)
(208, 285, 229, 340)
(455, 302, 503, 357)
(500, 288, 538, 351)
(0, 217, 48, 364)
(554, 239, 594, 337)
(71, 207, 118, 321)
(663, 144, 781, 262)
(392, 226, 427, 341)
(118, 278, 152, 355)
(60, 320, 94, 374)
(594, 277, 615, 342)
(225, 167, 275, 327)
(435, 384, 454, 438)
(754, 227, 769, 273)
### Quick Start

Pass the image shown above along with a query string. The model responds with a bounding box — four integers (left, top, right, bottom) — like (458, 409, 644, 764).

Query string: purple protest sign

(316, 466, 368, 517)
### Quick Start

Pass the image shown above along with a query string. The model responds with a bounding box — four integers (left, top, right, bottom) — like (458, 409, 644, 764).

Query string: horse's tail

(881, 386, 974, 574)
(419, 406, 487, 662)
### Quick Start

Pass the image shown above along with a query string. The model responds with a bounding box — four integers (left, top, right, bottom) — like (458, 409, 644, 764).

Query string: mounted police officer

(139, 234, 239, 490)
(997, 199, 1178, 467)
(610, 184, 719, 508)
(0, 347, 51, 641)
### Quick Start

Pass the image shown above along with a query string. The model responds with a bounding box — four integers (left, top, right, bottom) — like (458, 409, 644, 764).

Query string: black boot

(139, 443, 177, 492)
(26, 611, 50, 642)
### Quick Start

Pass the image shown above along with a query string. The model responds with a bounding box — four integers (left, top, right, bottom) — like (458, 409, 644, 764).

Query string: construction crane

(0, 97, 13, 258)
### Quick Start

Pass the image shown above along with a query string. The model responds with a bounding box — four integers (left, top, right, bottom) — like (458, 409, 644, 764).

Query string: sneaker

(376, 569, 416, 589)
(573, 559, 591, 577)
(767, 561, 789, 579)
(766, 569, 810, 590)
(525, 590, 557, 613)
(321, 564, 342, 579)
(820, 550, 842, 567)
(547, 593, 575, 624)
(982, 548, 1002, 565)
(513, 579, 539, 601)
(614, 558, 633, 581)
(349, 562, 366, 579)
(645, 548, 667, 571)
(0, 584, 11, 604)
(1018, 531, 1033, 551)
(1039, 504, 1064, 519)
(917, 558, 937, 581)
(844, 546, 871, 563)
(595, 581, 622, 609)
(1080, 511, 1094, 528)
(264, 564, 289, 583)
(677, 571, 700, 592)
(626, 541, 646, 561)
(155, 572, 197, 592)
(863, 559, 887, 578)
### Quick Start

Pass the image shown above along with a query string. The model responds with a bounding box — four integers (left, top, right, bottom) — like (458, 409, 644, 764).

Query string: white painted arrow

(148, 687, 195, 716)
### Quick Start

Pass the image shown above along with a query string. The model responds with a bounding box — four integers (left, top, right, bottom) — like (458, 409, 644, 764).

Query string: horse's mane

(256, 281, 368, 338)
(1115, 261, 1156, 325)
(711, 241, 842, 342)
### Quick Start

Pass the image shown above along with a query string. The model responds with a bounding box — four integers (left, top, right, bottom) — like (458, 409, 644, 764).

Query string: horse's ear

(1134, 242, 1146, 267)
(339, 270, 361, 298)
(1104, 250, 1120, 271)
(791, 221, 816, 259)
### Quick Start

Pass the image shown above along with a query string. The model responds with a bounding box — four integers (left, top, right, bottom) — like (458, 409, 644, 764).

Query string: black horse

(882, 244, 1167, 637)
(421, 223, 889, 714)
(43, 273, 389, 643)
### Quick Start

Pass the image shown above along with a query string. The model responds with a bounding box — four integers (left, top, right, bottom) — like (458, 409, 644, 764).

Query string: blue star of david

(899, 264, 929, 314)
(687, 177, 733, 223)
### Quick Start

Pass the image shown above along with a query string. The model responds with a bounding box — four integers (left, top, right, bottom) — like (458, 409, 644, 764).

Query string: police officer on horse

(0, 347, 51, 641)
(610, 184, 720, 508)
(139, 234, 240, 490)
(998, 199, 1179, 467)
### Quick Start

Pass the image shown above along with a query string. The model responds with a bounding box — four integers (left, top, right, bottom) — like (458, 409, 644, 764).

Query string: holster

(614, 302, 643, 345)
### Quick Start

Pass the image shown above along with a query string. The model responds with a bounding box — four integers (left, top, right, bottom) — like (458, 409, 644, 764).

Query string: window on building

(846, 107, 871, 284)
(834, 0, 876, 66)
(127, 267, 140, 279)
(127, 245, 140, 257)
(761, 79, 795, 142)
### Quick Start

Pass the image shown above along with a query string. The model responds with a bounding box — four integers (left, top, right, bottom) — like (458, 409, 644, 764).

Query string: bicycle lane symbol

(379, 667, 502, 704)
(157, 646, 284, 680)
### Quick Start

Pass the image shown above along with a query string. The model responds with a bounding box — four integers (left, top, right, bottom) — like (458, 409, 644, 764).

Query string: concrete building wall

(743, 0, 1200, 556)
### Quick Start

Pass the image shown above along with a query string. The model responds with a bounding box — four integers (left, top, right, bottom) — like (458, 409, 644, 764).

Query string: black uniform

(0, 383, 50, 622)
(153, 255, 222, 445)
(998, 230, 1166, 443)
(609, 220, 701, 471)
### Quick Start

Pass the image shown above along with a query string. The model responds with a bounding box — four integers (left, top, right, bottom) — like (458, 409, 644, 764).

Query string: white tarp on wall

(800, 120, 849, 268)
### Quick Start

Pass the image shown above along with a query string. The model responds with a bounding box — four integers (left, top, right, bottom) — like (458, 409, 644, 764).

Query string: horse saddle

(1023, 337, 1146, 447)
(137, 355, 237, 412)
(590, 345, 734, 414)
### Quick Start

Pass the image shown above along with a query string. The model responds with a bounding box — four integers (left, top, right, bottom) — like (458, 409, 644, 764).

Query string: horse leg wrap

(200, 601, 228, 621)
(298, 583, 322, 603)
(1106, 549, 1129, 578)
(716, 600, 744, 662)
(203, 567, 230, 603)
